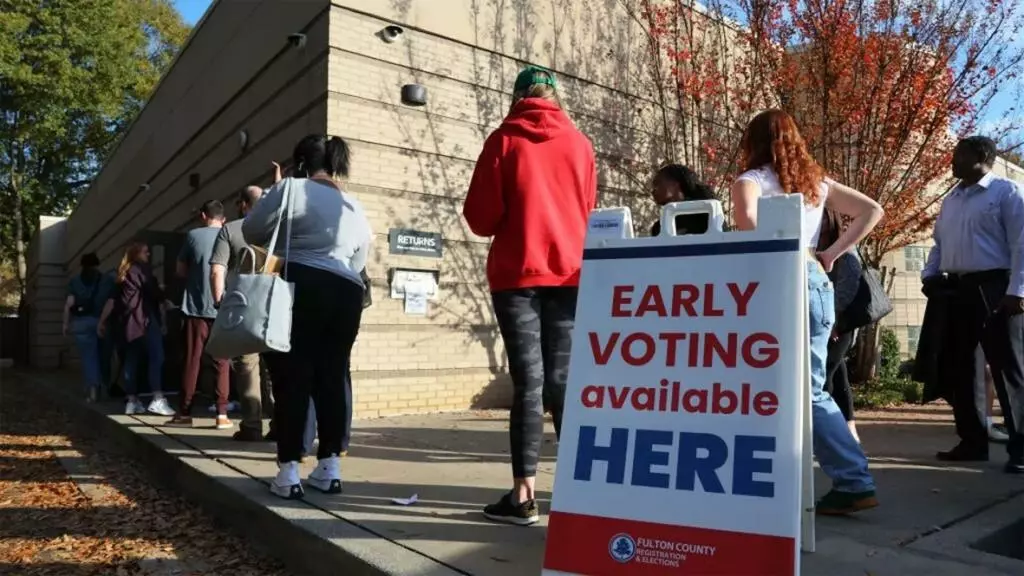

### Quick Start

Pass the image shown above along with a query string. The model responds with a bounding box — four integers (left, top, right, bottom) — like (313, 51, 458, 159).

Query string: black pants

(941, 271, 1024, 458)
(493, 287, 578, 478)
(825, 330, 855, 422)
(266, 263, 363, 463)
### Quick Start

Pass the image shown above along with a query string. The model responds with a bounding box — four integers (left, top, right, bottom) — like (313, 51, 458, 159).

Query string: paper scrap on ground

(391, 494, 419, 506)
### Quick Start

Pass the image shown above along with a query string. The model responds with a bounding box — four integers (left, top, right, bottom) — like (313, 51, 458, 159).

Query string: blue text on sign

(573, 426, 776, 498)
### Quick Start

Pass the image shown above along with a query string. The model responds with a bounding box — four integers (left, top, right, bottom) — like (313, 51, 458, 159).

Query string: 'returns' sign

(543, 198, 808, 576)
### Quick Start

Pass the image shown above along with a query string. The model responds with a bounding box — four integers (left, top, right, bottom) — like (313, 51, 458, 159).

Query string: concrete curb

(17, 370, 464, 576)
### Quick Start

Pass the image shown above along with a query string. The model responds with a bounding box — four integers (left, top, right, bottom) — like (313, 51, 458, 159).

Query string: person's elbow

(463, 205, 500, 237)
(861, 199, 884, 229)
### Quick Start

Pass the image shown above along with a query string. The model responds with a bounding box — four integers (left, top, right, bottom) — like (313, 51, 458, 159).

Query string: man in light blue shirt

(922, 136, 1024, 473)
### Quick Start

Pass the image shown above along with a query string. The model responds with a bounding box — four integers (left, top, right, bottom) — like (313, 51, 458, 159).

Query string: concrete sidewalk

(12, 369, 1024, 575)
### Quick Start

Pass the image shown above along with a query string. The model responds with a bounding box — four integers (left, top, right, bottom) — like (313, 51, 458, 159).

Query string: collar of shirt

(953, 171, 996, 196)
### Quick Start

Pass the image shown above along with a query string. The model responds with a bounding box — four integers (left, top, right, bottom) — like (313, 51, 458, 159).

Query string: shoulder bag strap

(283, 178, 296, 281)
(261, 179, 291, 274)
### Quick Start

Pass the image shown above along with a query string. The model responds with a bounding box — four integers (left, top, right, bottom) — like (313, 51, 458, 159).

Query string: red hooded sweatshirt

(463, 98, 597, 292)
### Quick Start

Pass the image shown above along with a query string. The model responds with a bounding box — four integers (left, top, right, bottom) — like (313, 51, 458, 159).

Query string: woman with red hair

(731, 109, 883, 515)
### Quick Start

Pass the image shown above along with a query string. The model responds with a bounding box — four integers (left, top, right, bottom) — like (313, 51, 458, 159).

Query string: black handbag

(836, 252, 893, 333)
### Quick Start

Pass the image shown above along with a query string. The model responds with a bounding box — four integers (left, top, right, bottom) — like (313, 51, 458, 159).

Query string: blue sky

(170, 0, 1019, 142)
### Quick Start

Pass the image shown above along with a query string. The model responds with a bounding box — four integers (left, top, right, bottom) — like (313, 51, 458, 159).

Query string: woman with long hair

(463, 66, 597, 525)
(731, 109, 883, 515)
(97, 241, 175, 416)
(243, 135, 372, 499)
(63, 253, 113, 402)
(649, 163, 717, 236)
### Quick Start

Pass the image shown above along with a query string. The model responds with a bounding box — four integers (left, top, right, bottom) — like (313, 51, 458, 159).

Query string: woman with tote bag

(242, 134, 373, 499)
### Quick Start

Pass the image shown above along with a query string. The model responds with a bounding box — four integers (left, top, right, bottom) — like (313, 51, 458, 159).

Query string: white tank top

(736, 166, 829, 249)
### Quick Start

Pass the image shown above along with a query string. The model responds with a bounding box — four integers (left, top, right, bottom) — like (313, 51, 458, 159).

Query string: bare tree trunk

(12, 171, 27, 307)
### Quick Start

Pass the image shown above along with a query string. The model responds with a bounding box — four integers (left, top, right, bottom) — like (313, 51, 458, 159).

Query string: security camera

(378, 25, 404, 43)
(287, 32, 307, 49)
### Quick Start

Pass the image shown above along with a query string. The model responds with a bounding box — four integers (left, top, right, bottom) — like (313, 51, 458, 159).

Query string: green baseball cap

(514, 65, 557, 93)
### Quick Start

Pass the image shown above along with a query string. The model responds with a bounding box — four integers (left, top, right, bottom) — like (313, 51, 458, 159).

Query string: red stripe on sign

(544, 511, 796, 575)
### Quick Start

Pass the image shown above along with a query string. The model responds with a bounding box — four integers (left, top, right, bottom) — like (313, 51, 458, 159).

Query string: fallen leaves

(0, 377, 292, 575)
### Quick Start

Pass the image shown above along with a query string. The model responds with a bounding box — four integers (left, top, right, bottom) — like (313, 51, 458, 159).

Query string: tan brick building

(24, 0, 1022, 410)
(26, 0, 665, 416)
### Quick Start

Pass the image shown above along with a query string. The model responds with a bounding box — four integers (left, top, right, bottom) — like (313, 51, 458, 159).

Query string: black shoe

(233, 429, 264, 442)
(1004, 458, 1024, 474)
(482, 492, 540, 526)
(263, 429, 276, 442)
(936, 444, 989, 462)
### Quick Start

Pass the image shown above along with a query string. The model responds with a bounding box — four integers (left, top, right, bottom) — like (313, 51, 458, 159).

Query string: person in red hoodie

(463, 66, 597, 526)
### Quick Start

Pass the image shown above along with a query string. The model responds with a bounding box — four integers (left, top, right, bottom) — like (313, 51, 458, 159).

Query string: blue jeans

(808, 262, 874, 493)
(70, 316, 102, 392)
(123, 320, 164, 396)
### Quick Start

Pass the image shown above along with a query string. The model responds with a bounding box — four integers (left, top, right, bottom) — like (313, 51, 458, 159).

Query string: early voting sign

(544, 197, 808, 576)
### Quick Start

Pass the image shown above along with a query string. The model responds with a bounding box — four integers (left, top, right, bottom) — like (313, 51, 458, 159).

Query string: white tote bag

(206, 180, 295, 359)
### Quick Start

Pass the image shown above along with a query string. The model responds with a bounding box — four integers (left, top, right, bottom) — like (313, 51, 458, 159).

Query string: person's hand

(831, 327, 839, 342)
(272, 161, 283, 184)
(997, 295, 1024, 316)
(96, 322, 106, 338)
(816, 249, 838, 273)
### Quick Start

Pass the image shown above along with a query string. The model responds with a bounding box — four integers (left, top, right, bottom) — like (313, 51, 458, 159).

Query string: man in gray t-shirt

(166, 200, 231, 429)
(210, 185, 272, 441)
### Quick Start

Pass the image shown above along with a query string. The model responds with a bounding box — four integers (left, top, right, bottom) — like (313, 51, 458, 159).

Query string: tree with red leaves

(621, 0, 1024, 378)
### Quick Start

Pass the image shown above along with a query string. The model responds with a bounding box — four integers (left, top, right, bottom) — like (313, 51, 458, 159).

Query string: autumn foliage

(624, 0, 1024, 266)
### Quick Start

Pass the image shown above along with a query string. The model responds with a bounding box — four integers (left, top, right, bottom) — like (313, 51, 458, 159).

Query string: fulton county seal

(608, 533, 637, 563)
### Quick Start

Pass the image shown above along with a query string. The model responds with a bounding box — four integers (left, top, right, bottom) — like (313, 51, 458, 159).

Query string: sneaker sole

(215, 423, 234, 430)
(270, 483, 304, 500)
(148, 409, 176, 417)
(307, 477, 343, 494)
(816, 497, 879, 516)
(483, 512, 540, 526)
(164, 421, 194, 428)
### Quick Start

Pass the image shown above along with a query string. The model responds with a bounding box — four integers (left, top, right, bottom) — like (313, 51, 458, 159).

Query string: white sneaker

(307, 455, 343, 494)
(125, 399, 145, 415)
(147, 397, 175, 417)
(270, 461, 303, 499)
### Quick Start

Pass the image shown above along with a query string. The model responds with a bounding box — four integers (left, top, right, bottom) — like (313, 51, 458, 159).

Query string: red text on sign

(581, 380, 779, 416)
(588, 331, 779, 369)
(610, 282, 759, 318)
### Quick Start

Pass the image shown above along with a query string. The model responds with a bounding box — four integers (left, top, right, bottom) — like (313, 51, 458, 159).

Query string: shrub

(851, 328, 922, 409)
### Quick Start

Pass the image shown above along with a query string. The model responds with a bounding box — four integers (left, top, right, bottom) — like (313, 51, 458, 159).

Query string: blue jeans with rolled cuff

(807, 262, 875, 493)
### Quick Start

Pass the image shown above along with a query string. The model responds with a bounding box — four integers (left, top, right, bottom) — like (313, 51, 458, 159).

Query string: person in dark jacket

(97, 241, 175, 416)
(649, 163, 716, 236)
(463, 65, 597, 526)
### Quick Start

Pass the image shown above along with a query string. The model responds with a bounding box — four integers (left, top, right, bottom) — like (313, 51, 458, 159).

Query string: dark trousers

(941, 271, 1024, 458)
(825, 331, 856, 421)
(343, 368, 352, 451)
(493, 286, 578, 478)
(180, 317, 230, 415)
(266, 263, 363, 463)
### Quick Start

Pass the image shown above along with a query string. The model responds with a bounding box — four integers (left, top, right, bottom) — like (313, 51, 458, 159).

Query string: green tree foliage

(0, 0, 189, 299)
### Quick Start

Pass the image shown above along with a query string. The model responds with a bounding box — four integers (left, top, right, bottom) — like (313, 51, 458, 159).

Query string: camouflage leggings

(493, 287, 578, 478)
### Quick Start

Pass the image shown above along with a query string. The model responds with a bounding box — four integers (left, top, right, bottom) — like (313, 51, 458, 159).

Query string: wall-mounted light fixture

(287, 32, 307, 49)
(401, 84, 428, 107)
(138, 183, 151, 193)
(377, 25, 404, 43)
(238, 129, 249, 150)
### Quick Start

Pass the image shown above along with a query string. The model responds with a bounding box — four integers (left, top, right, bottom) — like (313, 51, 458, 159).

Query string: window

(907, 326, 922, 356)
(904, 246, 928, 272)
